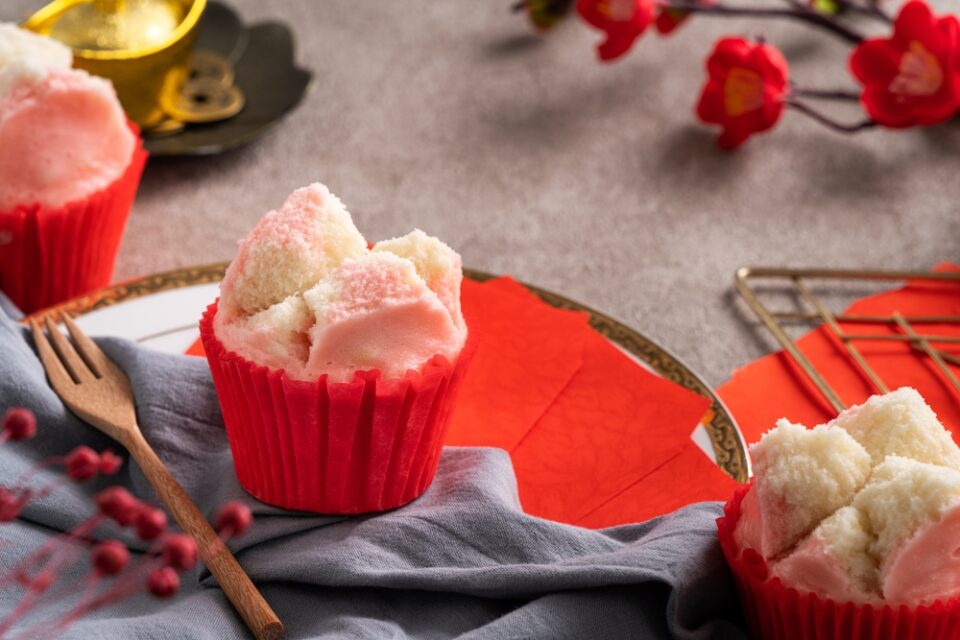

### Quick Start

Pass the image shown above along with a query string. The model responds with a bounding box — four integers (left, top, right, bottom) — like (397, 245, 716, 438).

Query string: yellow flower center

(889, 41, 943, 97)
(596, 0, 636, 21)
(724, 68, 764, 117)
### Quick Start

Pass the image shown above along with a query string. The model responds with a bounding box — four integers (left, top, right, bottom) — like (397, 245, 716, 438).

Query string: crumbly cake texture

(831, 387, 960, 470)
(854, 457, 960, 568)
(734, 420, 871, 559)
(373, 229, 464, 331)
(0, 23, 135, 211)
(216, 183, 467, 382)
(773, 506, 878, 603)
(218, 184, 367, 318)
(0, 23, 71, 96)
(738, 388, 960, 605)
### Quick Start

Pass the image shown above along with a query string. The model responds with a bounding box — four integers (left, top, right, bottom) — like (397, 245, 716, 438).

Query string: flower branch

(790, 86, 861, 101)
(830, 0, 893, 22)
(786, 99, 877, 132)
(663, 0, 866, 43)
(517, 0, 960, 149)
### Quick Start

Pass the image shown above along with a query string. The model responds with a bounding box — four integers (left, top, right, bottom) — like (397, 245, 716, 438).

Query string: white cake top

(0, 23, 72, 98)
(734, 419, 871, 559)
(737, 388, 960, 605)
(831, 387, 960, 469)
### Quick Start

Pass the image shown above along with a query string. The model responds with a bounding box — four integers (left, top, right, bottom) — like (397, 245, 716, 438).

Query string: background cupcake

(200, 183, 474, 513)
(718, 389, 960, 640)
(0, 23, 146, 313)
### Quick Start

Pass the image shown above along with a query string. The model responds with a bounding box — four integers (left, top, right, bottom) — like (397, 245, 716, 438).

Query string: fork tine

(29, 320, 74, 390)
(42, 316, 93, 383)
(61, 313, 107, 378)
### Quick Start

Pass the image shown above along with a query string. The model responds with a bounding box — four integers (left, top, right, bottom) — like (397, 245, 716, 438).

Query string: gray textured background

(6, 1, 959, 386)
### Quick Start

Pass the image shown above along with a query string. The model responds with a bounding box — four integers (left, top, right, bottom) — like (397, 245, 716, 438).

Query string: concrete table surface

(5, 1, 959, 389)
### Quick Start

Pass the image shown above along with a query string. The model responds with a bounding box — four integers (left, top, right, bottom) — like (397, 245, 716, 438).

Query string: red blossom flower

(850, 0, 960, 128)
(577, 0, 655, 61)
(696, 37, 789, 149)
(655, 0, 713, 36)
(523, 0, 575, 31)
(2, 408, 36, 441)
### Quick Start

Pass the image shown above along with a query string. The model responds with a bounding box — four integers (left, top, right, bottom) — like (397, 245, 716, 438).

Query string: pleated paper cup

(717, 485, 960, 640)
(0, 126, 147, 314)
(200, 300, 476, 514)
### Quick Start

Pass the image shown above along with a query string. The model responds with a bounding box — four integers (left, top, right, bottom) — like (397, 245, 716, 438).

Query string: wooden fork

(30, 314, 284, 640)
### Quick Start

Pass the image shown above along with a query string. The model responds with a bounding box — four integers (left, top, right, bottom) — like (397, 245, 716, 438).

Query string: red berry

(98, 450, 124, 475)
(147, 566, 179, 598)
(0, 487, 21, 522)
(91, 540, 130, 576)
(14, 570, 30, 588)
(65, 446, 100, 481)
(30, 570, 54, 593)
(3, 408, 36, 441)
(162, 534, 198, 572)
(96, 487, 140, 526)
(215, 501, 252, 538)
(134, 506, 167, 541)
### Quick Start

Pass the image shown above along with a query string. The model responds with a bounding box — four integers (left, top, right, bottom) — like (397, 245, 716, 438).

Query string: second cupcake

(0, 24, 147, 313)
(718, 388, 960, 640)
(200, 183, 474, 513)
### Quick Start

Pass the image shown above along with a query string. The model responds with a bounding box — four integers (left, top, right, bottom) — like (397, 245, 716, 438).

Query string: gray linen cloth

(0, 299, 748, 639)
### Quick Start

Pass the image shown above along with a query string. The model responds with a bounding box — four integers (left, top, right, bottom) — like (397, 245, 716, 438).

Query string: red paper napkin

(507, 328, 714, 522)
(576, 444, 739, 528)
(448, 276, 735, 526)
(188, 275, 736, 526)
(719, 263, 960, 447)
(445, 278, 588, 451)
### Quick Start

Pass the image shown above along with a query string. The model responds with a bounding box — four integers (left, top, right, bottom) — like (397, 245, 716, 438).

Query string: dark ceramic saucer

(143, 1, 312, 156)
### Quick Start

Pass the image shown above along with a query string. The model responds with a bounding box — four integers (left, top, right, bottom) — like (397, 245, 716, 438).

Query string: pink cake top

(0, 25, 134, 211)
(772, 500, 960, 606)
(880, 501, 960, 605)
(773, 530, 876, 605)
(215, 183, 467, 382)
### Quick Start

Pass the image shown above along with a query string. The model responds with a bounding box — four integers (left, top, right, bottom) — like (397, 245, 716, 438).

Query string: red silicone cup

(199, 300, 477, 514)
(0, 125, 147, 314)
(718, 485, 960, 640)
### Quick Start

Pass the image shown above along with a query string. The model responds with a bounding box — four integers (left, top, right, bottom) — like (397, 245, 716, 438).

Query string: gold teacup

(22, 0, 207, 130)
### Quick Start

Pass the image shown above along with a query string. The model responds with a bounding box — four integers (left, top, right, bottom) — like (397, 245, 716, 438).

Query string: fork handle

(124, 431, 284, 640)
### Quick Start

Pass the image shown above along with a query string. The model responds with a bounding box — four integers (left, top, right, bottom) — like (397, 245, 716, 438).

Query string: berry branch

(0, 407, 255, 639)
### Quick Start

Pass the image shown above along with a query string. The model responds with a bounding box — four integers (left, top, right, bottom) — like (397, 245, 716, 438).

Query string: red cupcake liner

(199, 301, 477, 514)
(0, 125, 147, 314)
(718, 485, 960, 640)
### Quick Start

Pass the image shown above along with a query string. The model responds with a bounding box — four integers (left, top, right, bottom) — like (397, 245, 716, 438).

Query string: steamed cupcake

(0, 24, 146, 313)
(200, 183, 474, 513)
(718, 388, 960, 640)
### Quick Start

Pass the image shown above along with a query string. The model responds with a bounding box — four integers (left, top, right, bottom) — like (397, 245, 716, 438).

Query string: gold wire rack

(734, 267, 960, 413)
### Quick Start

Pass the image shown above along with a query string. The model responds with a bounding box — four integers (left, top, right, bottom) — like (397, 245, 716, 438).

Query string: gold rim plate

(27, 263, 748, 482)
